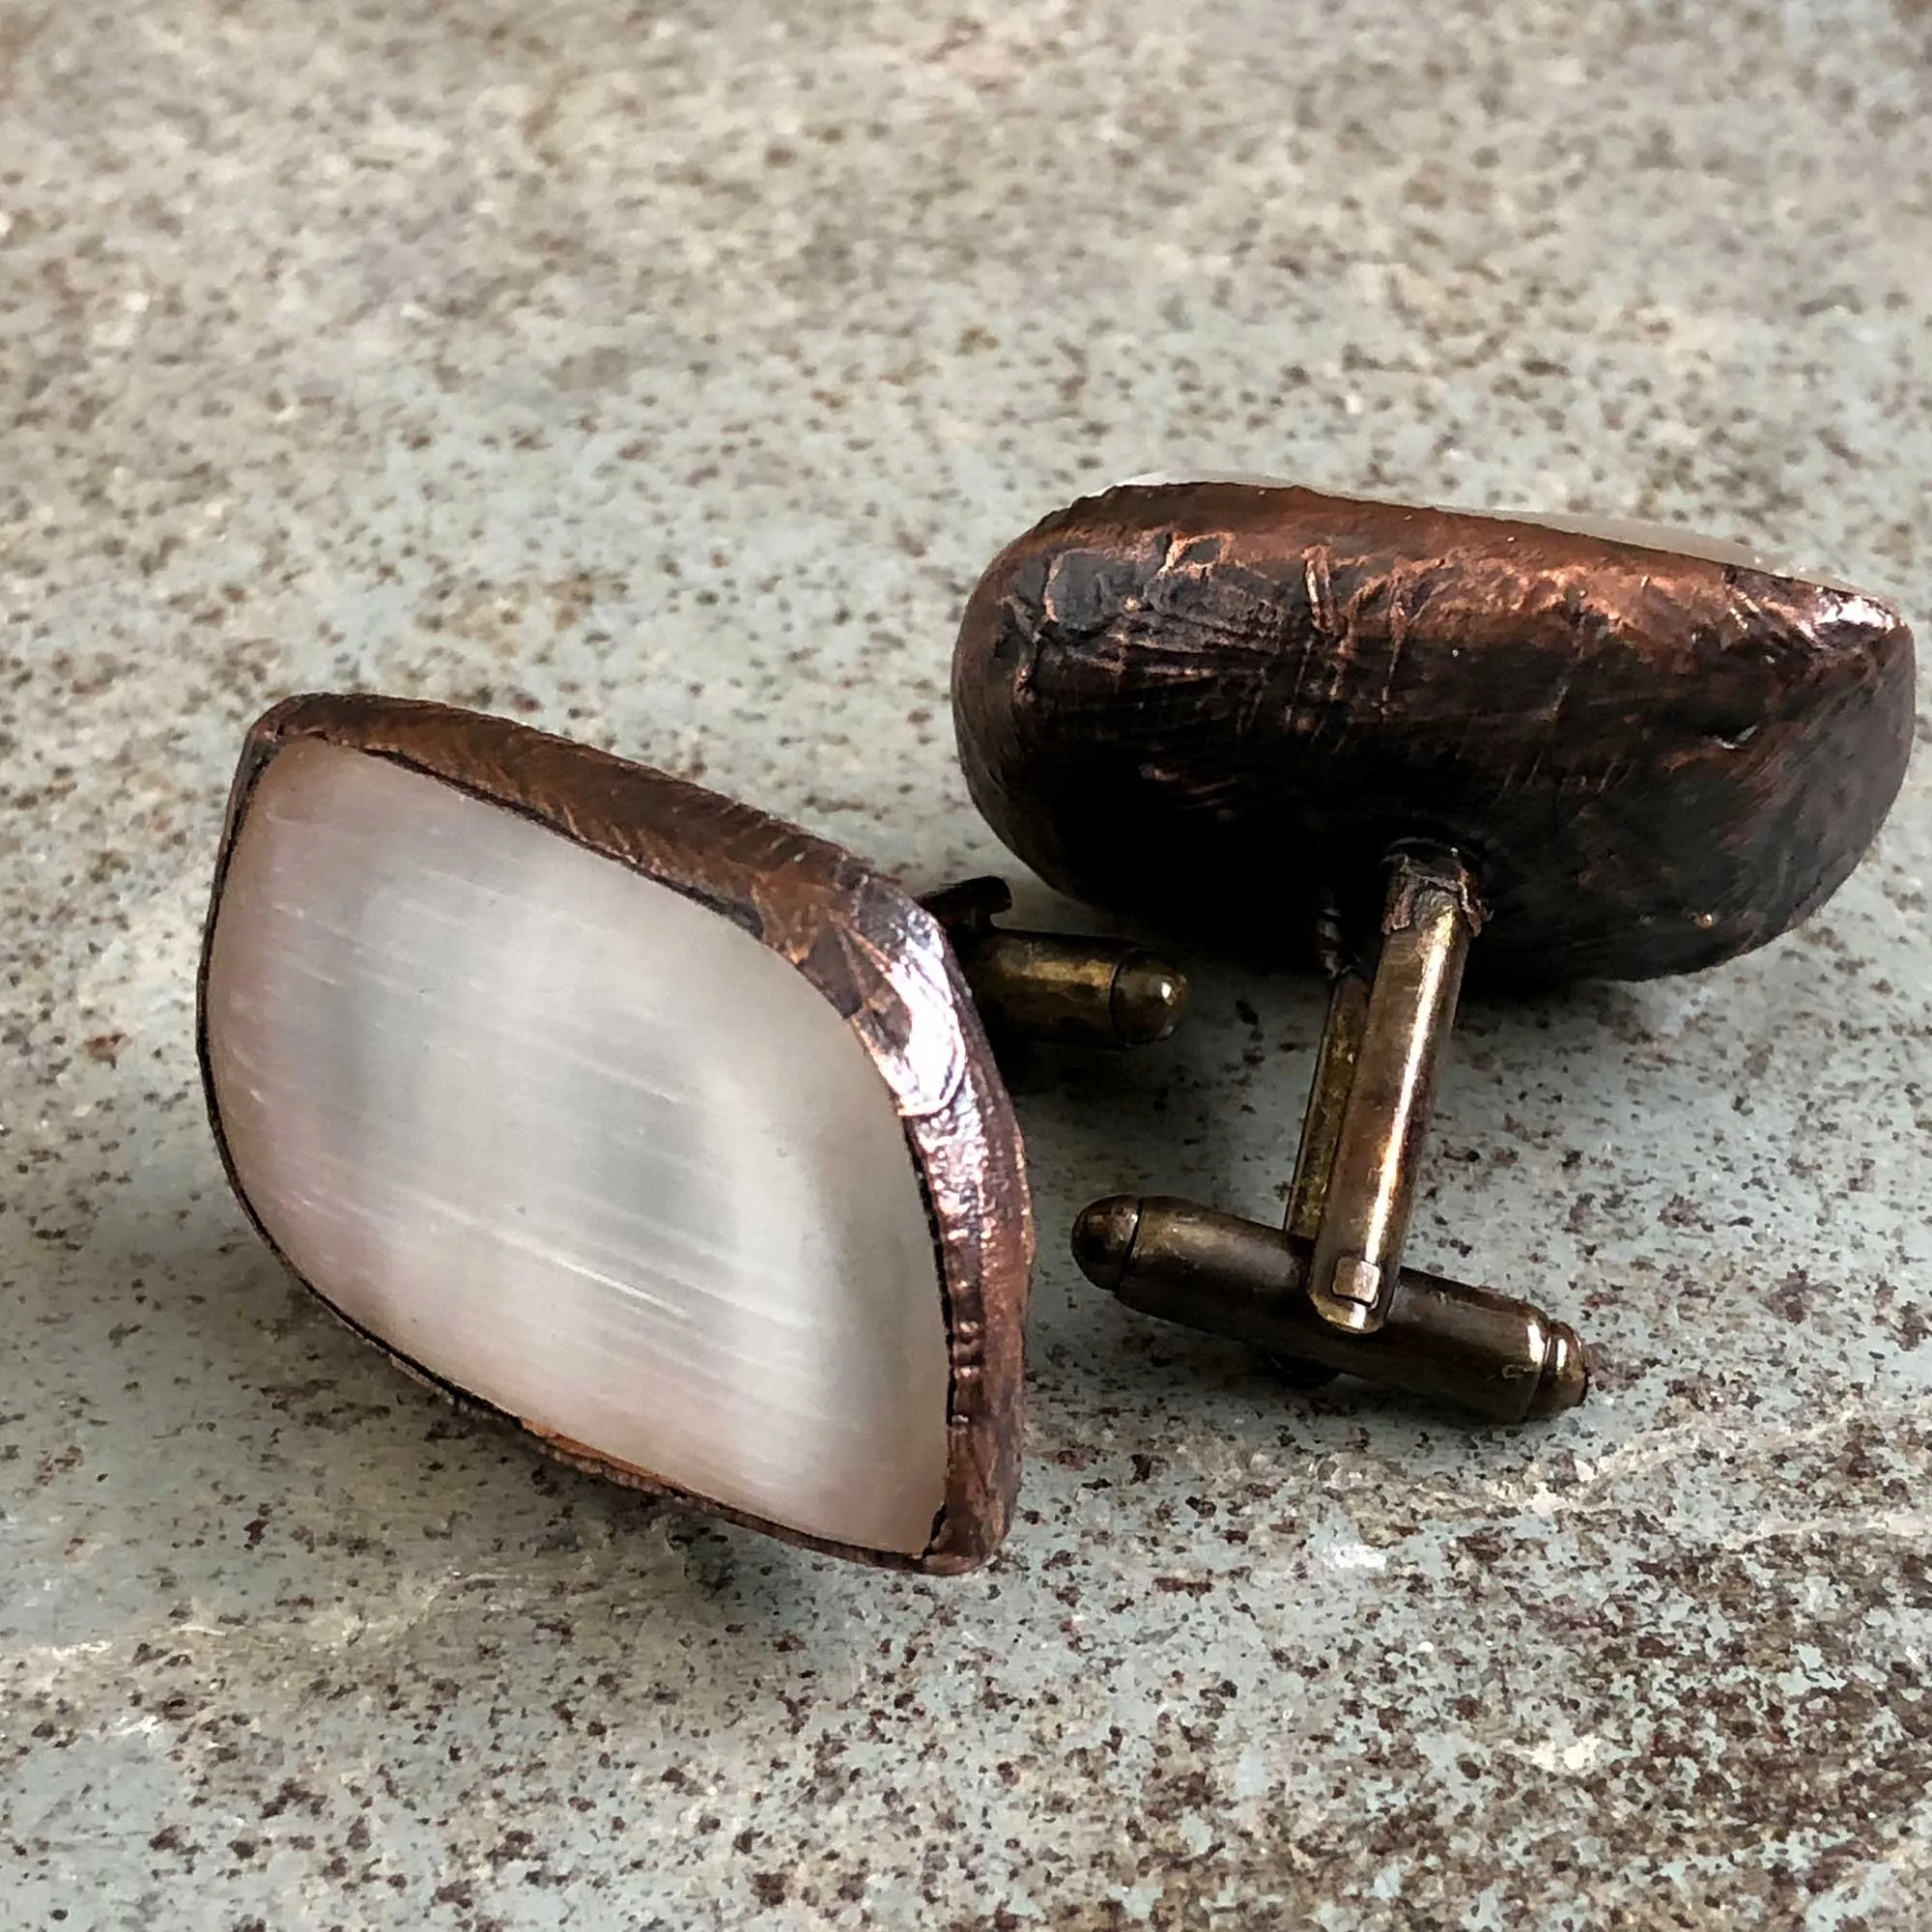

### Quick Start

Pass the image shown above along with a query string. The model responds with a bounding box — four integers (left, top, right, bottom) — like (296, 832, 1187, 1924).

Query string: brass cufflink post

(1304, 847, 1479, 1334)
(924, 876, 1187, 1049)
(1072, 844, 1588, 1422)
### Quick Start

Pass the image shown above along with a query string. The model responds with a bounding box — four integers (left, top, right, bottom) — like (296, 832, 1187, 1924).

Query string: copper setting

(200, 696, 1184, 1573)
(958, 481, 1916, 1418)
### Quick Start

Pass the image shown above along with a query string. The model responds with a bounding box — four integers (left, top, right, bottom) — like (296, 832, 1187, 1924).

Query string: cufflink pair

(199, 482, 1913, 1572)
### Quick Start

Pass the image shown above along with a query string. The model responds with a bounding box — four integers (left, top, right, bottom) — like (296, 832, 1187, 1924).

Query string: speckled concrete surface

(5, 2, 1931, 1926)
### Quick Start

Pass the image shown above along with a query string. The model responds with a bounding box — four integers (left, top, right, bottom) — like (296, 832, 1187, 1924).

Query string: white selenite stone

(205, 741, 952, 1555)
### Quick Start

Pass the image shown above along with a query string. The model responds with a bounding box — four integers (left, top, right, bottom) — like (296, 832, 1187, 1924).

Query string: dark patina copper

(957, 481, 1915, 1416)
(954, 483, 1913, 984)
(200, 695, 1037, 1574)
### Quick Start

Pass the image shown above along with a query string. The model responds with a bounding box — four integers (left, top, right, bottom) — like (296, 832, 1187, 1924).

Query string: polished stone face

(203, 742, 952, 1556)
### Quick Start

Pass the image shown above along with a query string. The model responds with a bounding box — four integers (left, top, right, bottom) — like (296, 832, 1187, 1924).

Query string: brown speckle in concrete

(4, 1, 1932, 1928)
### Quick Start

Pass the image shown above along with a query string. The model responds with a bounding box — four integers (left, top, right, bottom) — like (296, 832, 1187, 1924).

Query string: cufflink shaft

(1285, 965, 1369, 1247)
(1307, 847, 1479, 1332)
(1071, 842, 1588, 1420)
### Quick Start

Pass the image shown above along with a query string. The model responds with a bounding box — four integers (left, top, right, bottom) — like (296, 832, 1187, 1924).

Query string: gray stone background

(5, 1, 1931, 1925)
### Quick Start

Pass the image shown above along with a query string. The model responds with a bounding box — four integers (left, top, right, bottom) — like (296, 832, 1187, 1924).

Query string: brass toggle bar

(923, 875, 1187, 1049)
(1073, 1194, 1587, 1423)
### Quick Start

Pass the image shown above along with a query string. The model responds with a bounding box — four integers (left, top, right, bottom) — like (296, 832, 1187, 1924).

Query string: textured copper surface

(953, 483, 1916, 982)
(198, 694, 1034, 1575)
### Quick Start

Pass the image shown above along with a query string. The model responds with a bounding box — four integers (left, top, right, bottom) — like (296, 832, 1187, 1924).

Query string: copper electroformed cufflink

(953, 480, 1915, 1418)
(198, 695, 1182, 1574)
(202, 489, 1912, 1574)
